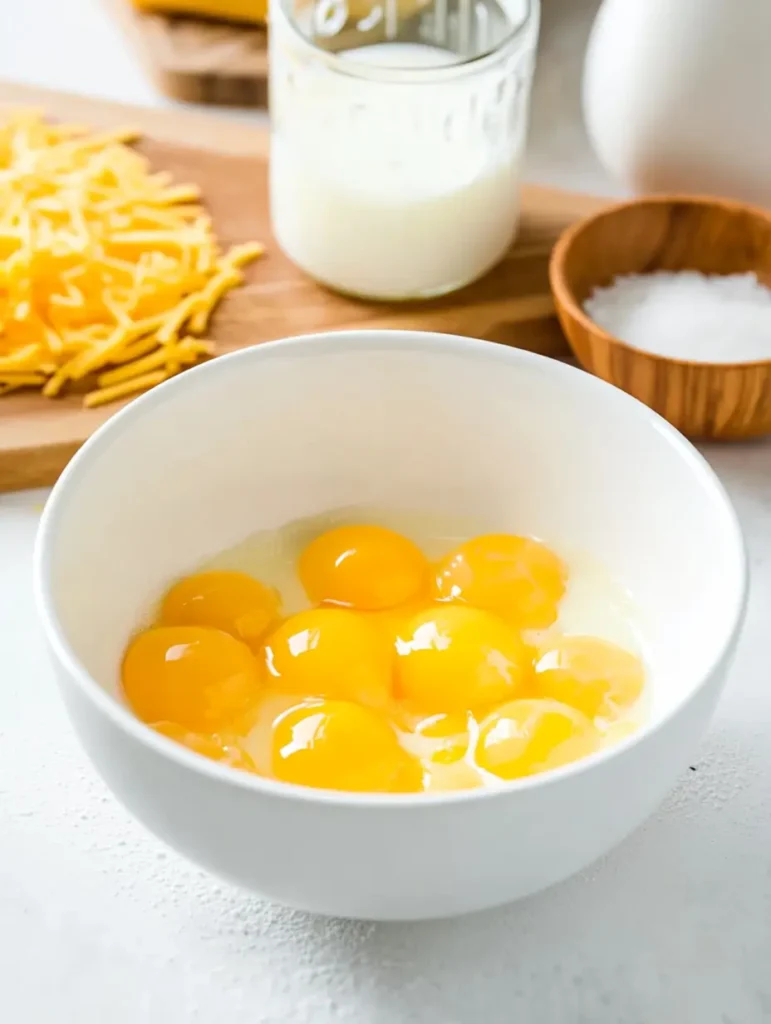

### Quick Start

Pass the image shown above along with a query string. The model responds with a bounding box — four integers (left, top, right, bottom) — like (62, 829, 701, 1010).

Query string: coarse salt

(584, 271, 771, 363)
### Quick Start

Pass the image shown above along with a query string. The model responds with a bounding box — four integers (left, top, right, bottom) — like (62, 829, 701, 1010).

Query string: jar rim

(270, 0, 538, 82)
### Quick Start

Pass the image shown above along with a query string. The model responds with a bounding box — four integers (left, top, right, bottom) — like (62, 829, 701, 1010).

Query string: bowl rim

(549, 192, 771, 371)
(33, 329, 749, 808)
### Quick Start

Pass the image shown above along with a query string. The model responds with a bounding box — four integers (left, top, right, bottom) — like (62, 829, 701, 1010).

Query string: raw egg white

(124, 507, 649, 793)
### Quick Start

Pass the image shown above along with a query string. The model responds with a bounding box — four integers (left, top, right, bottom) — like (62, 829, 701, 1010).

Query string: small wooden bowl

(549, 195, 771, 439)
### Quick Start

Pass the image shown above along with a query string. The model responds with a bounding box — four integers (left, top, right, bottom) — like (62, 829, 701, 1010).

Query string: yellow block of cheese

(132, 0, 430, 27)
(132, 0, 268, 24)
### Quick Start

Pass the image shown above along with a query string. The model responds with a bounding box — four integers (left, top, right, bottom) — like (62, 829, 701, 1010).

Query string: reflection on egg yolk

(477, 699, 598, 780)
(152, 720, 256, 771)
(262, 608, 392, 708)
(417, 712, 472, 764)
(271, 700, 422, 792)
(415, 711, 471, 739)
(395, 605, 532, 712)
(433, 534, 566, 629)
(298, 524, 427, 610)
(535, 636, 645, 719)
(394, 708, 473, 764)
(363, 596, 433, 650)
(160, 570, 280, 650)
(122, 626, 261, 732)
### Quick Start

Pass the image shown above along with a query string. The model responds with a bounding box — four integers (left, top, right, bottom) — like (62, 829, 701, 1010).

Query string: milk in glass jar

(270, 0, 540, 300)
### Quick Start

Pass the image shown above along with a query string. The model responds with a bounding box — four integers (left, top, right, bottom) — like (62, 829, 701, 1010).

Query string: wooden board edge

(100, 0, 268, 107)
(0, 440, 82, 494)
(145, 63, 268, 107)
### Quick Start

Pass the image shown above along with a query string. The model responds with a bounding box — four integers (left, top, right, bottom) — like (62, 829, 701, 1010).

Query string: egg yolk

(262, 608, 392, 708)
(396, 709, 473, 764)
(477, 698, 598, 780)
(417, 712, 472, 763)
(160, 570, 280, 649)
(407, 713, 482, 790)
(395, 605, 533, 712)
(415, 711, 471, 741)
(152, 720, 256, 771)
(298, 524, 428, 610)
(121, 523, 646, 794)
(122, 626, 261, 732)
(433, 534, 566, 629)
(535, 636, 645, 719)
(363, 596, 433, 650)
(271, 699, 422, 793)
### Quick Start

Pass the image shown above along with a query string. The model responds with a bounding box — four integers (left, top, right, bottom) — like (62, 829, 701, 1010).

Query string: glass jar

(269, 0, 540, 301)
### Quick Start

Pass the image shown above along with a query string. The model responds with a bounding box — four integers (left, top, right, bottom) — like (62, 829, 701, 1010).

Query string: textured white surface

(1, 0, 770, 1020)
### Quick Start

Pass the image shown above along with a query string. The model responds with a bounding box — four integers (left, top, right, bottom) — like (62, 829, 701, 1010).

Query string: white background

(1, 1, 770, 1021)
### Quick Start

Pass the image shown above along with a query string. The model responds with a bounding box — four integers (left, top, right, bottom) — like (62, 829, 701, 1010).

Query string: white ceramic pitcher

(583, 0, 771, 205)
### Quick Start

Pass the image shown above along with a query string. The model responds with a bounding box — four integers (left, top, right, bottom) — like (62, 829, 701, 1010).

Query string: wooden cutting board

(103, 0, 269, 106)
(0, 80, 608, 493)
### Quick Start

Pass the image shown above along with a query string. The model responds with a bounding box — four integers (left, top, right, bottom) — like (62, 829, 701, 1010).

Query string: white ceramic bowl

(34, 331, 747, 921)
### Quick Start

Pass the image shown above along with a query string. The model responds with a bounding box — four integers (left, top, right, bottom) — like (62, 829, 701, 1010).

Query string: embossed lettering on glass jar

(270, 0, 540, 301)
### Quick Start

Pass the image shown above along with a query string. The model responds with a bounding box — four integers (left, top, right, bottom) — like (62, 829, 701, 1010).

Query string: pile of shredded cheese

(0, 109, 263, 407)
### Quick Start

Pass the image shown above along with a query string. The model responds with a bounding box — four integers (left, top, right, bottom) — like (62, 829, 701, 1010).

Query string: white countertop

(2, 2, 770, 1022)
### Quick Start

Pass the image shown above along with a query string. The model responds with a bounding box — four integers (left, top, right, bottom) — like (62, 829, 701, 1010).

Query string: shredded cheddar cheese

(0, 109, 264, 407)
